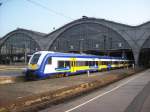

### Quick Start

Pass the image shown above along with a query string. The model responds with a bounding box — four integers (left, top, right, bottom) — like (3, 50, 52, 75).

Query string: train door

(98, 61, 102, 70)
(70, 58, 76, 73)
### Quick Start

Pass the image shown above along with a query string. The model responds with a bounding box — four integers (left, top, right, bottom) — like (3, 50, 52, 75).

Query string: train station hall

(0, 17, 150, 67)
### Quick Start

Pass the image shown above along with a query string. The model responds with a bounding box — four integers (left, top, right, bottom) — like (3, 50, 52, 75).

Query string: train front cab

(25, 53, 45, 79)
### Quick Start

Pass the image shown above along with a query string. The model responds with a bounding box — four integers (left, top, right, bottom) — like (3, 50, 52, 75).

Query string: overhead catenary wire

(0, 0, 10, 6)
(26, 0, 74, 20)
(25, 0, 150, 35)
(1, 0, 150, 46)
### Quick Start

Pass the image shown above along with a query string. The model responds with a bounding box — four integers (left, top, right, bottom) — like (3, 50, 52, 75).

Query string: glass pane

(30, 54, 41, 64)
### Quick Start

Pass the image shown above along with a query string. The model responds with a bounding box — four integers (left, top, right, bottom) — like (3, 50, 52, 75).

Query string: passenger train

(25, 51, 130, 79)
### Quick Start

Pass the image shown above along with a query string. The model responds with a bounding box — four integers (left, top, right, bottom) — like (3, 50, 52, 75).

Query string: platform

(0, 68, 138, 111)
(0, 65, 26, 84)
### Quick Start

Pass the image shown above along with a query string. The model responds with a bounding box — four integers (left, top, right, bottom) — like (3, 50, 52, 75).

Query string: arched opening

(0, 33, 40, 64)
(139, 36, 150, 67)
(49, 22, 134, 60)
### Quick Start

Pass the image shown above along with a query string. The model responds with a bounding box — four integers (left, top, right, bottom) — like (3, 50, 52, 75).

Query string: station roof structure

(0, 17, 150, 66)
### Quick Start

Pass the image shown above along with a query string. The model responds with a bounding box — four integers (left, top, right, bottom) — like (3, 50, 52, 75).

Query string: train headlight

(28, 64, 39, 70)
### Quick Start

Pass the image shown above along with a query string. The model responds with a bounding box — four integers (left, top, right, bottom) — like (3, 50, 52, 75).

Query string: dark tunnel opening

(139, 48, 150, 67)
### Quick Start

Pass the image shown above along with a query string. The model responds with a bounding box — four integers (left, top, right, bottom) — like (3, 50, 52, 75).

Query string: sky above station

(0, 0, 150, 37)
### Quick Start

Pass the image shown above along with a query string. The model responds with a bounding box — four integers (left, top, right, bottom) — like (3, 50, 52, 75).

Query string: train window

(107, 61, 108, 65)
(58, 61, 70, 68)
(102, 61, 108, 65)
(64, 61, 70, 67)
(95, 61, 98, 66)
(109, 61, 112, 64)
(85, 61, 98, 66)
(107, 61, 110, 65)
(85, 61, 89, 66)
(89, 61, 95, 66)
(88, 61, 90, 66)
(76, 61, 80, 66)
(93, 61, 95, 66)
(58, 61, 64, 68)
(30, 54, 41, 64)
(114, 61, 118, 64)
(76, 61, 79, 66)
(47, 57, 52, 64)
(76, 61, 86, 66)
(99, 61, 102, 65)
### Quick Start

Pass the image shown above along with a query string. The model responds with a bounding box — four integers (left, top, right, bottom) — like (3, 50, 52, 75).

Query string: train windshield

(30, 54, 41, 64)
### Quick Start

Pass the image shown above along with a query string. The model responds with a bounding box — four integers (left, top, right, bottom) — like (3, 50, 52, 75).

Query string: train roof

(35, 51, 126, 60)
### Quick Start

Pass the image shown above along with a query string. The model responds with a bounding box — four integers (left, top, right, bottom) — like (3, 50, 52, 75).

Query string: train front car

(25, 51, 48, 79)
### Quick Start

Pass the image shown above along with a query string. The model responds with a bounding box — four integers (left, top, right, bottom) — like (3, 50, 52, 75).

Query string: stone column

(133, 49, 140, 68)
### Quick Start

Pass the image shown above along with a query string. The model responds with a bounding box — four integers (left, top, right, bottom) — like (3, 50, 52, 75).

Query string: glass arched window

(0, 33, 40, 64)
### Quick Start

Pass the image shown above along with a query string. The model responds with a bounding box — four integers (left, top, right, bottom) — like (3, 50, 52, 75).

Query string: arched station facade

(0, 17, 150, 67)
(0, 29, 43, 64)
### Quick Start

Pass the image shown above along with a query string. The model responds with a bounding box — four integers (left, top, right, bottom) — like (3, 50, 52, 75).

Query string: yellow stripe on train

(28, 64, 38, 70)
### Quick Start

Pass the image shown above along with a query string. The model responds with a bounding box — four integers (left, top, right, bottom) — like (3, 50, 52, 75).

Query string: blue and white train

(25, 51, 130, 79)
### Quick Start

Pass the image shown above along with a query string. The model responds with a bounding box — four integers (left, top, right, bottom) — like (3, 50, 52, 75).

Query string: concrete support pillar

(133, 49, 140, 68)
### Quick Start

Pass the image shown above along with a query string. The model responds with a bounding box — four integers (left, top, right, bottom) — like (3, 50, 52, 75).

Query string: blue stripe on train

(38, 69, 99, 79)
(55, 67, 70, 71)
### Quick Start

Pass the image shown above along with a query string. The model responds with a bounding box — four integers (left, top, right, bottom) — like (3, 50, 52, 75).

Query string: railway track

(0, 68, 144, 112)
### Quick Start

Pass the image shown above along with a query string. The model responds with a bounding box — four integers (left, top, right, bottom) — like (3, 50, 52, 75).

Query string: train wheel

(64, 73, 70, 77)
